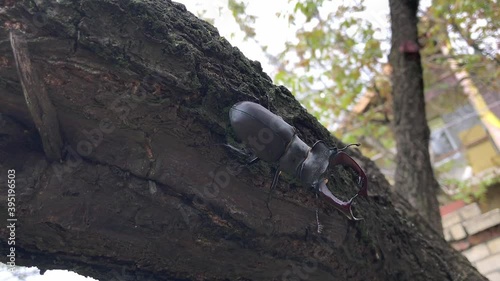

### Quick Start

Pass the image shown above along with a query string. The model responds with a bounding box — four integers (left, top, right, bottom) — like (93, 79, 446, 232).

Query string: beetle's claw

(346, 193, 363, 221)
(317, 180, 364, 221)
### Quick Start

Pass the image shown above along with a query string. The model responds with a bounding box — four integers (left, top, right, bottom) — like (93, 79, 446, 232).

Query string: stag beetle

(229, 101, 368, 223)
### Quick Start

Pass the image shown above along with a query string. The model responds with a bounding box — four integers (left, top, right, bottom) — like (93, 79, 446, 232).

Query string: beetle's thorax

(278, 135, 310, 178)
(273, 135, 333, 190)
(276, 136, 333, 189)
(299, 141, 332, 188)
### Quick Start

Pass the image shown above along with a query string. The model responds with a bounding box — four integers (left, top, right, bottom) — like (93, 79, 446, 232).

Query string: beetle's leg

(215, 143, 260, 165)
(317, 179, 363, 220)
(266, 168, 281, 218)
(246, 156, 260, 165)
(315, 193, 323, 233)
(190, 142, 255, 158)
(220, 143, 250, 157)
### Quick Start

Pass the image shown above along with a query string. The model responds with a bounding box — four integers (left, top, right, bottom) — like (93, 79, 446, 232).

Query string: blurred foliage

(228, 0, 389, 157)
(442, 174, 500, 203)
(223, 0, 499, 197)
(421, 0, 500, 106)
(228, 0, 257, 39)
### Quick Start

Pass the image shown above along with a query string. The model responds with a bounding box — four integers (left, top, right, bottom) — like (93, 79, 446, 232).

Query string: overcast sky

(180, 0, 396, 76)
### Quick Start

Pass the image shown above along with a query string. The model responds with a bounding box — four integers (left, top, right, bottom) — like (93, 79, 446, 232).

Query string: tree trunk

(0, 0, 485, 280)
(388, 0, 443, 234)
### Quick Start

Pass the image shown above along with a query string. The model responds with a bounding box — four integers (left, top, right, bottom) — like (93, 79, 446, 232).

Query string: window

(430, 129, 456, 158)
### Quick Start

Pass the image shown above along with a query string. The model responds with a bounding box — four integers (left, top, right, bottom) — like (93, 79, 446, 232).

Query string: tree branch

(10, 31, 63, 161)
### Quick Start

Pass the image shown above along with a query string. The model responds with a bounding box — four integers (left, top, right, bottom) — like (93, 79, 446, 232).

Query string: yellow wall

(460, 125, 500, 174)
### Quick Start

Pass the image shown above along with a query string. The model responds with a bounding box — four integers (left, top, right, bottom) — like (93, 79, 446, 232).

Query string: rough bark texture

(0, 0, 486, 280)
(388, 0, 444, 235)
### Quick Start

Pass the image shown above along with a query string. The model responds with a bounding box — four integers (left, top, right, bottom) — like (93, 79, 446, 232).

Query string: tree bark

(388, 0, 443, 234)
(0, 0, 485, 280)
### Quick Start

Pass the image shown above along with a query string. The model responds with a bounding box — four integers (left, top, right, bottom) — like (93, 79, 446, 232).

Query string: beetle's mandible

(229, 101, 368, 222)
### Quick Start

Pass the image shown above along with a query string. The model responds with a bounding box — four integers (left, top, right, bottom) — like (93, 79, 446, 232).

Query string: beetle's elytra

(229, 101, 368, 222)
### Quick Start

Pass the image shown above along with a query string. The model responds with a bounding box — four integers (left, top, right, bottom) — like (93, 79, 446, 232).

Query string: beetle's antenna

(338, 143, 360, 151)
